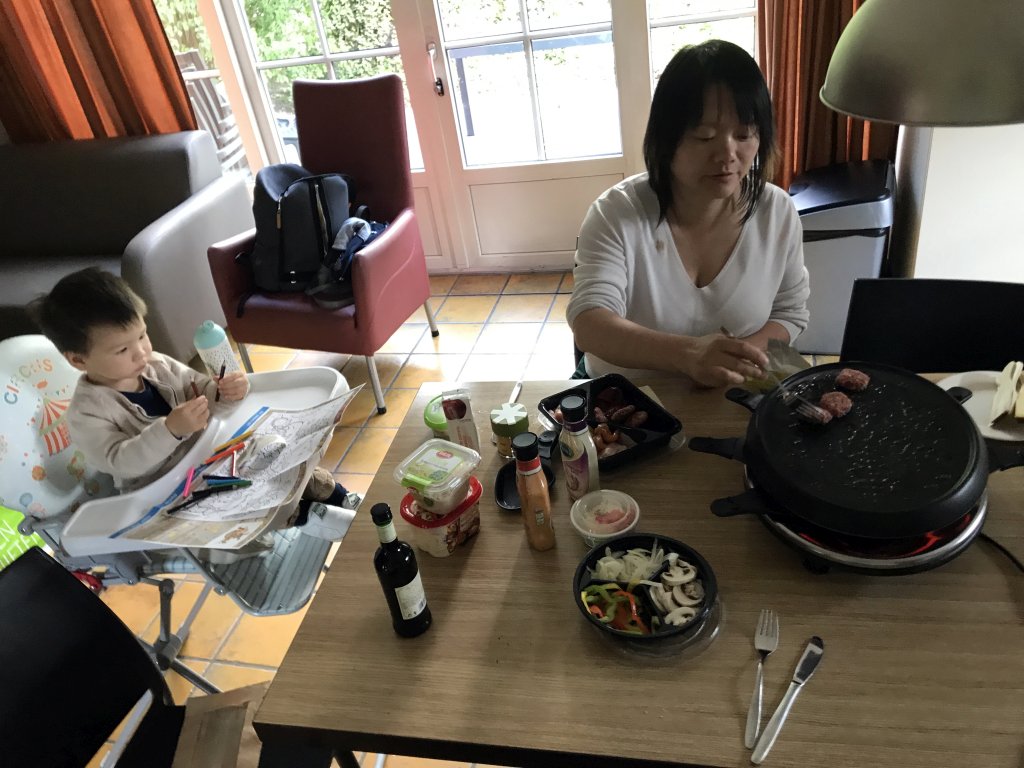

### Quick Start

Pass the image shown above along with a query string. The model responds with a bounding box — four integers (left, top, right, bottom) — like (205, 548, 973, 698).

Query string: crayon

(183, 466, 196, 497)
(211, 429, 254, 455)
(190, 380, 201, 399)
(203, 440, 246, 467)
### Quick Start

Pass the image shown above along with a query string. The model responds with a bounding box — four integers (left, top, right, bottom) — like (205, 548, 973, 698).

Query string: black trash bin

(789, 160, 895, 355)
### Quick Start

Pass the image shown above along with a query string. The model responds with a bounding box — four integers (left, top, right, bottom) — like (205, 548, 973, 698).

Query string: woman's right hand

(166, 396, 209, 438)
(681, 334, 769, 388)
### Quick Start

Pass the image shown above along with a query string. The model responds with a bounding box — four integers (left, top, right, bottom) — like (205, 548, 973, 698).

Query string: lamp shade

(820, 0, 1024, 126)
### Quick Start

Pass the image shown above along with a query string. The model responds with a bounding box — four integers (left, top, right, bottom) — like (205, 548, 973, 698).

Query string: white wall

(901, 124, 1024, 282)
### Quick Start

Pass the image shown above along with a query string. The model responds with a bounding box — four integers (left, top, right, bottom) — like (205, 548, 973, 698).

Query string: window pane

(650, 16, 756, 80)
(437, 0, 522, 42)
(318, 0, 398, 53)
(648, 0, 755, 19)
(526, 0, 610, 31)
(534, 34, 620, 160)
(154, 0, 215, 68)
(261, 63, 328, 163)
(449, 43, 536, 166)
(241, 0, 320, 61)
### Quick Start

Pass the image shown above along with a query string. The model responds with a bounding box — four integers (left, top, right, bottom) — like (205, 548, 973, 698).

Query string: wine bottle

(371, 502, 432, 637)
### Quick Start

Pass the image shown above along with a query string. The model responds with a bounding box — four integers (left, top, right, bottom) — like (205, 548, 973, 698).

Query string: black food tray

(538, 373, 683, 470)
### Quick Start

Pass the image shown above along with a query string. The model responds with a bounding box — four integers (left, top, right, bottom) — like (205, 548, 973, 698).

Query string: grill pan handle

(689, 436, 745, 461)
(946, 386, 973, 405)
(710, 489, 767, 518)
(986, 440, 1024, 473)
(726, 387, 763, 412)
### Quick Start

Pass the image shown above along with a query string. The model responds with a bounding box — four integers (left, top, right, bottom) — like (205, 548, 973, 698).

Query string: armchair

(207, 75, 438, 414)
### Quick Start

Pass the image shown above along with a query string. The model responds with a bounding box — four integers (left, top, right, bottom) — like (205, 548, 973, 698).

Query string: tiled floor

(91, 272, 578, 768)
(91, 271, 833, 768)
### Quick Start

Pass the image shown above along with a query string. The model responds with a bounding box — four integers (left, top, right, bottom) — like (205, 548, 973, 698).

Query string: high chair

(0, 335, 353, 756)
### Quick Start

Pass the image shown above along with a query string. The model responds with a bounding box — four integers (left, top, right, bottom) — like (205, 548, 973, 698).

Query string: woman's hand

(216, 371, 249, 402)
(682, 333, 768, 388)
(166, 396, 209, 438)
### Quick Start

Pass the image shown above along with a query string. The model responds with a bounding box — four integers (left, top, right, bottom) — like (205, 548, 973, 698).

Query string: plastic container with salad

(394, 438, 481, 516)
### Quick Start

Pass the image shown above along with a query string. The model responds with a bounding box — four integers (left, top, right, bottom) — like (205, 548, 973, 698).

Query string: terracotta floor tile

(816, 354, 840, 365)
(524, 353, 575, 381)
(459, 354, 529, 382)
(490, 294, 554, 322)
(85, 746, 109, 768)
(371, 388, 419, 429)
(322, 427, 359, 469)
(536, 322, 574, 356)
(341, 354, 405, 390)
(449, 273, 508, 295)
(383, 758, 469, 768)
(166, 659, 211, 704)
(550, 293, 571, 321)
(415, 323, 482, 354)
(248, 352, 297, 373)
(429, 275, 456, 295)
(337, 428, 398, 475)
(379, 324, 428, 354)
(100, 583, 161, 634)
(204, 662, 276, 691)
(140, 582, 243, 660)
(435, 295, 498, 323)
(392, 353, 468, 389)
(558, 270, 575, 293)
(331, 754, 381, 768)
(337, 386, 380, 428)
(217, 606, 309, 667)
(473, 322, 543, 355)
(247, 344, 294, 356)
(335, 472, 375, 495)
(503, 272, 562, 294)
(407, 304, 434, 323)
(288, 350, 352, 370)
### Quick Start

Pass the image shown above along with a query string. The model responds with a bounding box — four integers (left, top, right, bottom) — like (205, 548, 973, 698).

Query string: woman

(567, 40, 809, 387)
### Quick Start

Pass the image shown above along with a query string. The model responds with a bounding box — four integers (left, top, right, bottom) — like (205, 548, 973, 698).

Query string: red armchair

(206, 75, 438, 414)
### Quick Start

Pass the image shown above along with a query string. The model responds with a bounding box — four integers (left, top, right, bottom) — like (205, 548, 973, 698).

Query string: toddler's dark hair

(30, 268, 147, 354)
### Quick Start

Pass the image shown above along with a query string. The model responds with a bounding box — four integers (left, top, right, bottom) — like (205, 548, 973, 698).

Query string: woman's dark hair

(29, 267, 147, 354)
(643, 39, 775, 223)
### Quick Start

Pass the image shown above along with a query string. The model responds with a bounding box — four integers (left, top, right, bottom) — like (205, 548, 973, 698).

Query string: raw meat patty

(836, 367, 870, 391)
(819, 390, 853, 418)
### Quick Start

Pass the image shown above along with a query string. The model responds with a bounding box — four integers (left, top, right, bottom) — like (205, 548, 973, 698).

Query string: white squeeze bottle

(193, 320, 242, 377)
(558, 394, 600, 502)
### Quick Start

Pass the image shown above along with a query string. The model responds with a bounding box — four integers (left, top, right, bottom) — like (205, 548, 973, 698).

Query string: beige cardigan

(67, 353, 222, 491)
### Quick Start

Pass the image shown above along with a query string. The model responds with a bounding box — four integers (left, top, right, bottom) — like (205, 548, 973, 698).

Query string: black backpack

(249, 163, 351, 289)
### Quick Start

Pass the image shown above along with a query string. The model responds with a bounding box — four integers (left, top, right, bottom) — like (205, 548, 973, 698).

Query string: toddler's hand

(166, 396, 209, 438)
(216, 371, 249, 402)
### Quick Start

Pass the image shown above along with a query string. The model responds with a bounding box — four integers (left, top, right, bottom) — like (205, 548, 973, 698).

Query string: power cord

(979, 532, 1024, 574)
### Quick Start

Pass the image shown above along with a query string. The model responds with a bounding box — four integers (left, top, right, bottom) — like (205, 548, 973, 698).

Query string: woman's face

(670, 84, 760, 206)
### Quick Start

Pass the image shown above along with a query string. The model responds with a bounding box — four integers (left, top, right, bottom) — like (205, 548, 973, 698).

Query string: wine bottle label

(395, 572, 428, 620)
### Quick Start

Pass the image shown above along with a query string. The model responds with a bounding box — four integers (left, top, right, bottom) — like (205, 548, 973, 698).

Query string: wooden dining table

(254, 379, 1024, 768)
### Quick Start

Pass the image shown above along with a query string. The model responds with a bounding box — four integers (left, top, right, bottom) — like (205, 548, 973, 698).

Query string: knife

(750, 635, 824, 765)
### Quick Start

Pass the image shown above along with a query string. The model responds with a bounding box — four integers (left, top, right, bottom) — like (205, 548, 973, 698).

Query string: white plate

(937, 371, 1024, 442)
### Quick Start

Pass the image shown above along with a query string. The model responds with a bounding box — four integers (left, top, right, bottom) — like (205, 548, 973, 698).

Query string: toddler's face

(67, 317, 152, 391)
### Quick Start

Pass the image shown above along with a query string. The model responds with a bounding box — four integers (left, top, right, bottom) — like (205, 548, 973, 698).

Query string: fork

(744, 609, 780, 748)
(763, 368, 832, 424)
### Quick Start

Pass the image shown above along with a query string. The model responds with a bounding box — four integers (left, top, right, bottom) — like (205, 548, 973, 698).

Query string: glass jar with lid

(490, 402, 529, 459)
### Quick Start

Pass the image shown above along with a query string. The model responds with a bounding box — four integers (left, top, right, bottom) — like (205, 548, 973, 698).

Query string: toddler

(31, 268, 359, 543)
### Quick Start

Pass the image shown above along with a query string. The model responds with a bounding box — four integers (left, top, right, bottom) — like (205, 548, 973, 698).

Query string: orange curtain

(757, 0, 897, 190)
(0, 0, 196, 143)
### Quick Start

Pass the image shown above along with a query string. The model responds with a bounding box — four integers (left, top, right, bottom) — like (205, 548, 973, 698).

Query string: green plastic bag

(0, 506, 45, 571)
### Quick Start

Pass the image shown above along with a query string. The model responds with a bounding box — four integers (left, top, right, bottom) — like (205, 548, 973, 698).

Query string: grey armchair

(0, 131, 253, 361)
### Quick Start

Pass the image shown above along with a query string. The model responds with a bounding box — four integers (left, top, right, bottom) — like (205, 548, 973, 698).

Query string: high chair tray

(61, 367, 349, 557)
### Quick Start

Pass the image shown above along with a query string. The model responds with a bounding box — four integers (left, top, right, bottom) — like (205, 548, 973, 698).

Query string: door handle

(428, 43, 445, 96)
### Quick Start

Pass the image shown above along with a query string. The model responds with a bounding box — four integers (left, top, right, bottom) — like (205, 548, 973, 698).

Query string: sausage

(836, 367, 870, 391)
(819, 391, 853, 418)
(626, 410, 648, 427)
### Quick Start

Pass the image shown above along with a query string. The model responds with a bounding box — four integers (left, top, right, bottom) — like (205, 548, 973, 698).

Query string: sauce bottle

(511, 432, 556, 551)
(558, 394, 600, 501)
(371, 502, 432, 637)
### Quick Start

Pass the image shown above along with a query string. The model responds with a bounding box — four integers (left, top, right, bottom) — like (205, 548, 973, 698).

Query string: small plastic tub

(569, 489, 640, 548)
(394, 438, 481, 516)
(399, 476, 483, 557)
(424, 395, 449, 440)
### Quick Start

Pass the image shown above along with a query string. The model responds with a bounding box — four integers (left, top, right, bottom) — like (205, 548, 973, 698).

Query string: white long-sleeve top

(566, 173, 810, 379)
